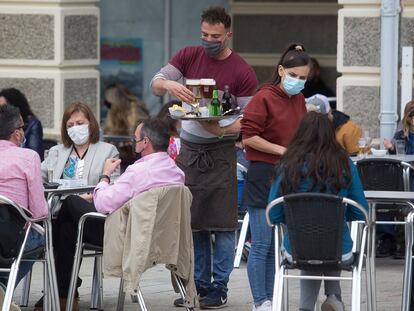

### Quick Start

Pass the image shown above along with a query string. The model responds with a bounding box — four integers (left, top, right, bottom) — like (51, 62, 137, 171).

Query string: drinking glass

(44, 149, 58, 182)
(358, 138, 367, 158)
(395, 140, 406, 157)
(185, 79, 201, 116)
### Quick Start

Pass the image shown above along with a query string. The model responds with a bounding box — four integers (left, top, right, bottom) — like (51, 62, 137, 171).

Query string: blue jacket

(24, 116, 44, 160)
(268, 159, 368, 255)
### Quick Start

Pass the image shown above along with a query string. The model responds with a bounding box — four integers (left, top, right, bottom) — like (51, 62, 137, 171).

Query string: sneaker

(0, 285, 21, 311)
(174, 286, 208, 307)
(321, 294, 345, 311)
(252, 300, 272, 311)
(199, 287, 227, 309)
(376, 237, 394, 258)
(393, 244, 405, 259)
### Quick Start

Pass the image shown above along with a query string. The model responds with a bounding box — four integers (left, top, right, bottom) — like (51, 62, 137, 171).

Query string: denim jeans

(0, 228, 44, 287)
(247, 206, 275, 305)
(193, 230, 235, 292)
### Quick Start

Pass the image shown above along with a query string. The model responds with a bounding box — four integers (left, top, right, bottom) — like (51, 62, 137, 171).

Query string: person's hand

(103, 158, 121, 176)
(383, 138, 393, 150)
(79, 193, 93, 203)
(199, 120, 222, 136)
(164, 80, 194, 103)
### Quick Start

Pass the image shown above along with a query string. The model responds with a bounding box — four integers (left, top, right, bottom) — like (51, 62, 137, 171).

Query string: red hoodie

(241, 84, 306, 164)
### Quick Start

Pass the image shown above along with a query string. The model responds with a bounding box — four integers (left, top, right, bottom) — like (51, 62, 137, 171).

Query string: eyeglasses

(135, 137, 145, 143)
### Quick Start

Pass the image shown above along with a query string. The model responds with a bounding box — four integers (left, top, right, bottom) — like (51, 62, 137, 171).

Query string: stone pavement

(14, 257, 406, 311)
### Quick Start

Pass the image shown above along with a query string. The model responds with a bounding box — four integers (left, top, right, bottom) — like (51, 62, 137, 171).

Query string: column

(0, 0, 100, 138)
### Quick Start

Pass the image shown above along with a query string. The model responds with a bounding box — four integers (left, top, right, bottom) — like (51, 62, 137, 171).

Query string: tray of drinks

(169, 113, 240, 121)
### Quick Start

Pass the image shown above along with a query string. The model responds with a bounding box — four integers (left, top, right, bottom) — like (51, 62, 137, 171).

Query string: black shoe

(173, 286, 208, 307)
(199, 287, 227, 309)
(376, 238, 394, 258)
(393, 245, 405, 259)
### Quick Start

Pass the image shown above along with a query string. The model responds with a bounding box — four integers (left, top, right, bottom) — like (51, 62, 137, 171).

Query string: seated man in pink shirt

(53, 118, 185, 308)
(0, 104, 48, 308)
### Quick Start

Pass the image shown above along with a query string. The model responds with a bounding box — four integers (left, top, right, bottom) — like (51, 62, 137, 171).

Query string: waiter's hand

(164, 80, 194, 103)
(199, 120, 222, 136)
(103, 158, 121, 176)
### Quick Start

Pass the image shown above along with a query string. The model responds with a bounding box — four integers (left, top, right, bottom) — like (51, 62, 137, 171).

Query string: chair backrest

(356, 158, 405, 191)
(0, 197, 30, 267)
(281, 193, 346, 270)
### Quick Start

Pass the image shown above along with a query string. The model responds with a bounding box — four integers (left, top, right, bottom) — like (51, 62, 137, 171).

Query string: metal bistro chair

(356, 158, 414, 311)
(234, 162, 249, 268)
(265, 193, 369, 311)
(66, 212, 107, 311)
(0, 195, 59, 311)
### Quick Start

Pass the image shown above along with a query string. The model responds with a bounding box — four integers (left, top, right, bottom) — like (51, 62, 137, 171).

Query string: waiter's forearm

(152, 78, 168, 96)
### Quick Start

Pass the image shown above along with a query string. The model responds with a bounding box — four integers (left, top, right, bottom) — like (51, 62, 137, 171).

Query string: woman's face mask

(67, 124, 90, 146)
(281, 69, 306, 96)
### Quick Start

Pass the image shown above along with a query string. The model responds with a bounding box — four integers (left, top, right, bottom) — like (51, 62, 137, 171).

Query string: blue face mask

(201, 38, 226, 57)
(282, 72, 306, 95)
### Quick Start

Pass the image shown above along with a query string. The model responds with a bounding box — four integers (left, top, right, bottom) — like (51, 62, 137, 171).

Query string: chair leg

(402, 215, 413, 311)
(19, 268, 32, 307)
(90, 257, 99, 309)
(66, 244, 84, 311)
(282, 275, 288, 311)
(116, 278, 126, 311)
(44, 219, 60, 311)
(272, 264, 284, 311)
(172, 273, 194, 311)
(2, 260, 21, 311)
(233, 212, 249, 268)
(136, 286, 148, 311)
(96, 255, 104, 310)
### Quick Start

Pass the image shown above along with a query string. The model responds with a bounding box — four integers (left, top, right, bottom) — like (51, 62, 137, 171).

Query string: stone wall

(0, 0, 100, 139)
(231, 0, 340, 92)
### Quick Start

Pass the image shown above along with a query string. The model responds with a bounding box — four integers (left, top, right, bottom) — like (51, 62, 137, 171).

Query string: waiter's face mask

(201, 35, 229, 57)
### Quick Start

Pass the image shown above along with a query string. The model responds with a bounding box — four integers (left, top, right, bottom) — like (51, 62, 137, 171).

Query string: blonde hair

(104, 84, 149, 135)
(402, 100, 414, 137)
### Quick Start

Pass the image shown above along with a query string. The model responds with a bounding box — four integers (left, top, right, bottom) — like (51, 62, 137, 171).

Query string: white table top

(44, 185, 95, 195)
(351, 154, 414, 163)
(364, 190, 414, 201)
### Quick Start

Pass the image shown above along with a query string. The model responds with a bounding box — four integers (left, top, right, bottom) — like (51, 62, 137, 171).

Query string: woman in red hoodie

(241, 43, 310, 311)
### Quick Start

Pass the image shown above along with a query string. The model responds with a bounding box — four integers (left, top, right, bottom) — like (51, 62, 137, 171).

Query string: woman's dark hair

(278, 111, 351, 195)
(156, 100, 181, 137)
(0, 88, 34, 123)
(61, 102, 100, 147)
(270, 43, 310, 86)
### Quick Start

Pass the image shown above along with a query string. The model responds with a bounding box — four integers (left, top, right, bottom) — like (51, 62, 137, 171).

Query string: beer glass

(185, 79, 201, 115)
(200, 79, 216, 99)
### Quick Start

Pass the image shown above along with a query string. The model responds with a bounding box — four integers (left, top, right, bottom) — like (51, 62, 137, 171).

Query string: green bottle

(209, 88, 222, 116)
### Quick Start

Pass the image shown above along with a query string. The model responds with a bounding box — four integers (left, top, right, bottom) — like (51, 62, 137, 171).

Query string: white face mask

(67, 124, 89, 145)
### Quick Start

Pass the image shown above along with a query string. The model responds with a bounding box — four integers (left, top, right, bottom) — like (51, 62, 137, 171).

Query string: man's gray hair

(140, 118, 170, 152)
(0, 104, 21, 140)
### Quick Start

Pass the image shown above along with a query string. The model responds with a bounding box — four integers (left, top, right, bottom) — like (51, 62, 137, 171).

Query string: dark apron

(176, 139, 238, 231)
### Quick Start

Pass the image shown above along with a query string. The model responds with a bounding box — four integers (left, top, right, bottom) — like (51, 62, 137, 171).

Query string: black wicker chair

(266, 193, 369, 311)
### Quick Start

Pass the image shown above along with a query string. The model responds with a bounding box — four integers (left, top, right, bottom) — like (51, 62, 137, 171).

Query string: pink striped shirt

(0, 140, 48, 218)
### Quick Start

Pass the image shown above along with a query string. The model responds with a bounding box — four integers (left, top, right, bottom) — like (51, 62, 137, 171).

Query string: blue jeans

(0, 228, 44, 287)
(193, 230, 235, 292)
(247, 206, 275, 305)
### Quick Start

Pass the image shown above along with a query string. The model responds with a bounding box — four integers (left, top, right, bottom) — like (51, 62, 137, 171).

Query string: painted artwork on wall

(99, 37, 143, 120)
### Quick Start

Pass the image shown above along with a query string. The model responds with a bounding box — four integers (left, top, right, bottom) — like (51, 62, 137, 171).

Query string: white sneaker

(252, 299, 272, 311)
(321, 294, 345, 311)
(0, 286, 21, 311)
